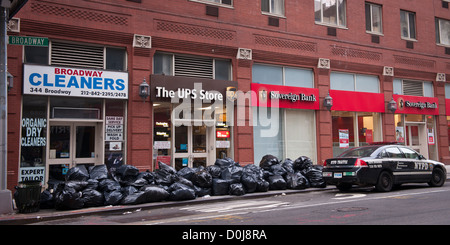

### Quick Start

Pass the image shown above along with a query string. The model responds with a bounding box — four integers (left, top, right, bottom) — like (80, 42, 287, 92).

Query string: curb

(0, 187, 333, 225)
(3, 166, 449, 225)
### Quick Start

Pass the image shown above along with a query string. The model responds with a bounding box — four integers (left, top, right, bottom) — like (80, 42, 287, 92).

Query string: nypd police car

(322, 144, 447, 192)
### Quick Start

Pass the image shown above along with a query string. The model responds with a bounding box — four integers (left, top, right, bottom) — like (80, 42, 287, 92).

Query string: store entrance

(173, 125, 214, 171)
(47, 122, 102, 182)
(405, 122, 428, 158)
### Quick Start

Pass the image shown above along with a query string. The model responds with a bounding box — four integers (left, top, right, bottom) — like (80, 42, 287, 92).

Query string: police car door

(384, 146, 409, 183)
(398, 147, 431, 182)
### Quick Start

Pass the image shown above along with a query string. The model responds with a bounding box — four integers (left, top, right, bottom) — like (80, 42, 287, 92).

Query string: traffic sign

(8, 36, 48, 47)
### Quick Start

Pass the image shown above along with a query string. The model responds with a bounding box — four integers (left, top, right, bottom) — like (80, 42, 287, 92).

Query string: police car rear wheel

(428, 168, 445, 187)
(375, 171, 393, 192)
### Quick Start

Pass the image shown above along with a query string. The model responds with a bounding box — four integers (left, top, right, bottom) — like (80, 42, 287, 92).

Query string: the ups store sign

(150, 74, 238, 103)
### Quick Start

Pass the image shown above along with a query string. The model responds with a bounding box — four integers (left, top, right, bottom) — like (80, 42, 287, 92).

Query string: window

(314, 0, 346, 27)
(252, 63, 316, 164)
(385, 147, 404, 158)
(153, 52, 232, 80)
(24, 41, 127, 71)
(393, 79, 433, 97)
(365, 2, 383, 34)
(330, 72, 379, 93)
(332, 111, 382, 157)
(400, 10, 416, 40)
(399, 147, 420, 159)
(261, 0, 285, 16)
(436, 18, 450, 46)
(253, 107, 317, 164)
(252, 64, 314, 88)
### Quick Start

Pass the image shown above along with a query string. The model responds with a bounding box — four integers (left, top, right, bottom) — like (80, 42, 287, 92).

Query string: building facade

(5, 0, 450, 190)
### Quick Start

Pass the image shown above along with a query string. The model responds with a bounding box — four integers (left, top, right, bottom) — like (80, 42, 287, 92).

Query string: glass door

(173, 125, 213, 171)
(47, 122, 101, 181)
(405, 123, 428, 158)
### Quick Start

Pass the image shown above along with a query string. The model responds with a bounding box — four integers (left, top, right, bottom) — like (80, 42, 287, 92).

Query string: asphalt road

(30, 182, 450, 226)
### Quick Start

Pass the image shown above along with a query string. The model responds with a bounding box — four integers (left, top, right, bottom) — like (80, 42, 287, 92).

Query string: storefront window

(332, 111, 382, 157)
(20, 96, 48, 184)
(104, 100, 126, 171)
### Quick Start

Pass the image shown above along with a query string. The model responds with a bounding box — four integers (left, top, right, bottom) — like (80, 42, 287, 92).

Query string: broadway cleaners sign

(23, 64, 128, 99)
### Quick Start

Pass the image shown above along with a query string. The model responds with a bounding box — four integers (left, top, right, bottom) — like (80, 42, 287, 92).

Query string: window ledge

(261, 11, 286, 19)
(314, 21, 348, 30)
(188, 0, 234, 9)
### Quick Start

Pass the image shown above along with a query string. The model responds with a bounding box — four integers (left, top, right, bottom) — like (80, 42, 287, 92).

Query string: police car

(322, 144, 447, 192)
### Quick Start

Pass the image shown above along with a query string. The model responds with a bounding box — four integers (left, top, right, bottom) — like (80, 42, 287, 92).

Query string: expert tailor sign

(23, 64, 128, 99)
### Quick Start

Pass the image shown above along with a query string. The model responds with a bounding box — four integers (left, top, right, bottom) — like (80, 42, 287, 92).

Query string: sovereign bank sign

(23, 64, 128, 99)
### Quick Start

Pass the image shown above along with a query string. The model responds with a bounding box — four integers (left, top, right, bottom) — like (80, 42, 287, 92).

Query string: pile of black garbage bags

(39, 155, 325, 210)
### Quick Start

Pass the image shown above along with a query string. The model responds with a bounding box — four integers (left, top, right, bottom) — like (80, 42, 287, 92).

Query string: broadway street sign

(8, 36, 49, 47)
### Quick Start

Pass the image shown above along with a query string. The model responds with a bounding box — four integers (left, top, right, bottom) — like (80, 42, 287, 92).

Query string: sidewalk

(2, 165, 449, 225)
(0, 186, 333, 225)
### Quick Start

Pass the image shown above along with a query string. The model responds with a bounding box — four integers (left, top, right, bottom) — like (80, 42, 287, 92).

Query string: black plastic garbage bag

(141, 186, 169, 202)
(192, 170, 213, 188)
(259, 154, 279, 170)
(281, 158, 295, 174)
(293, 156, 313, 171)
(177, 167, 197, 181)
(256, 179, 270, 192)
(82, 189, 104, 207)
(206, 165, 222, 178)
(65, 165, 89, 181)
(268, 175, 287, 190)
(86, 179, 99, 190)
(89, 165, 108, 180)
(270, 164, 288, 177)
(116, 164, 139, 177)
(194, 186, 211, 197)
(103, 190, 123, 205)
(168, 182, 196, 201)
(154, 162, 177, 186)
(121, 191, 146, 205)
(214, 157, 235, 169)
(229, 183, 245, 196)
(65, 181, 88, 191)
(121, 186, 138, 196)
(158, 161, 177, 175)
(286, 172, 309, 190)
(241, 172, 257, 193)
(119, 173, 149, 188)
(98, 179, 121, 192)
(54, 186, 84, 210)
(303, 166, 326, 188)
(39, 189, 54, 209)
(212, 178, 230, 196)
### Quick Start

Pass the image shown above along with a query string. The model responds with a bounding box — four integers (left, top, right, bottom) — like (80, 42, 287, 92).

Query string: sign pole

(0, 4, 13, 214)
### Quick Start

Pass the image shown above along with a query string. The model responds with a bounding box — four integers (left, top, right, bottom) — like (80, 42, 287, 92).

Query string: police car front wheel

(428, 168, 445, 187)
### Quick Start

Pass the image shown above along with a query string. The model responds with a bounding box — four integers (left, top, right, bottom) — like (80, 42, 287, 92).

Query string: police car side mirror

(418, 154, 426, 160)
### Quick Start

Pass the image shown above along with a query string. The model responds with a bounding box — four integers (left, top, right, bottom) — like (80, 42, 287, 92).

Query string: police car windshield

(339, 146, 380, 158)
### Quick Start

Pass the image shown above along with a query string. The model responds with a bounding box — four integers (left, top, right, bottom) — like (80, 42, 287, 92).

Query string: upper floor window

(153, 52, 232, 81)
(252, 63, 314, 88)
(330, 72, 379, 93)
(261, 0, 285, 16)
(365, 2, 383, 34)
(436, 18, 450, 46)
(314, 0, 347, 27)
(393, 79, 433, 97)
(24, 41, 127, 71)
(400, 10, 416, 40)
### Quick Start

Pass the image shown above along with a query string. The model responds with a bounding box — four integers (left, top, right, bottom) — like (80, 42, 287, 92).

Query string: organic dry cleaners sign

(23, 64, 128, 99)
